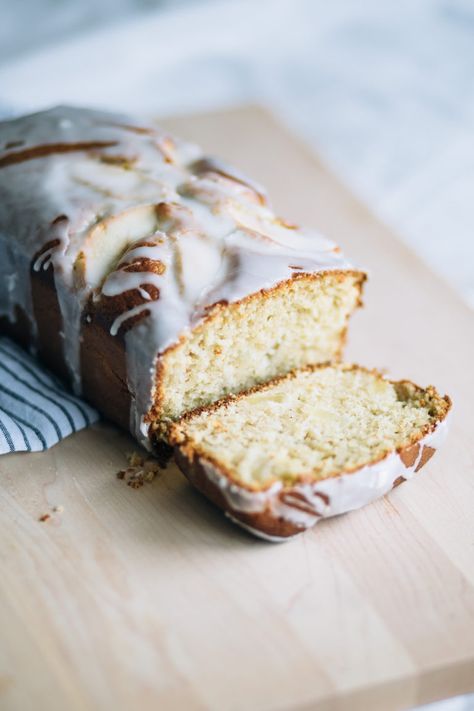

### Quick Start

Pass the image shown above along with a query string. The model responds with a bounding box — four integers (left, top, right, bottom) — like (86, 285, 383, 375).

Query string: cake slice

(170, 364, 451, 540)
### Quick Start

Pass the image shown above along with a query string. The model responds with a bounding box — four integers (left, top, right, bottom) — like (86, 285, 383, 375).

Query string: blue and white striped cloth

(0, 337, 99, 454)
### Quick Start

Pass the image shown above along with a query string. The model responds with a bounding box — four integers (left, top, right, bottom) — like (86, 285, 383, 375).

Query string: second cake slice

(170, 364, 451, 540)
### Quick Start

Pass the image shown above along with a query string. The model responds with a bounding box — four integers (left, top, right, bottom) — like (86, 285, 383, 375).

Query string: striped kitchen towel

(0, 337, 99, 454)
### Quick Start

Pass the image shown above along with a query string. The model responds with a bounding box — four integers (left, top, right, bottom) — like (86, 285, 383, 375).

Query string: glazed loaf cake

(170, 364, 451, 540)
(0, 106, 365, 447)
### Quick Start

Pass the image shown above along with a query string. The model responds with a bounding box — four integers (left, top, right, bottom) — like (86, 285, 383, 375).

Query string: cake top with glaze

(0, 105, 351, 275)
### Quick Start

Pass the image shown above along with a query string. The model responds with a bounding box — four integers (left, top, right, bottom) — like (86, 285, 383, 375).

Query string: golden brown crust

(415, 445, 436, 472)
(0, 247, 72, 386)
(30, 252, 71, 383)
(400, 443, 421, 468)
(80, 307, 132, 430)
(0, 141, 118, 168)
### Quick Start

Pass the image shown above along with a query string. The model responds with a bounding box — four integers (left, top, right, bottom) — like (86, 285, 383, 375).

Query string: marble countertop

(0, 3, 472, 704)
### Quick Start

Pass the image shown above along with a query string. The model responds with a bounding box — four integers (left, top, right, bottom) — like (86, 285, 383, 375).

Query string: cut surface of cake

(0, 106, 365, 445)
(170, 364, 451, 540)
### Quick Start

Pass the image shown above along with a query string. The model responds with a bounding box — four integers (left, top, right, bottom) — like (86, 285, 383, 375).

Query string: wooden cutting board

(1, 107, 473, 711)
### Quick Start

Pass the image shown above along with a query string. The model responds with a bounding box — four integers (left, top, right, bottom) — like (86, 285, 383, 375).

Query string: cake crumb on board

(117, 452, 162, 489)
(38, 505, 65, 522)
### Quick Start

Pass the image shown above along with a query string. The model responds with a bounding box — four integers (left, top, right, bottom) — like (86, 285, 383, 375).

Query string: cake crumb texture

(171, 364, 450, 488)
(157, 271, 363, 428)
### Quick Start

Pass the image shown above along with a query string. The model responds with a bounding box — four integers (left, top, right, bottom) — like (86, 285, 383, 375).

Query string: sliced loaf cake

(0, 107, 365, 447)
(170, 364, 451, 540)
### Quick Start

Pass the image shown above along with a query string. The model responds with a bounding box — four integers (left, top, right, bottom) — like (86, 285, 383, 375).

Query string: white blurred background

(0, 1, 473, 709)
(0, 0, 474, 307)
(1, 0, 474, 313)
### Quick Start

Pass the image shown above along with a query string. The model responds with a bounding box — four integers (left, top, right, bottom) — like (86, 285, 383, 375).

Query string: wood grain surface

(1, 107, 473, 711)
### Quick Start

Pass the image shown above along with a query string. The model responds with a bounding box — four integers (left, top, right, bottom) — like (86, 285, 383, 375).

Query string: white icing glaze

(0, 106, 357, 444)
(193, 413, 451, 541)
